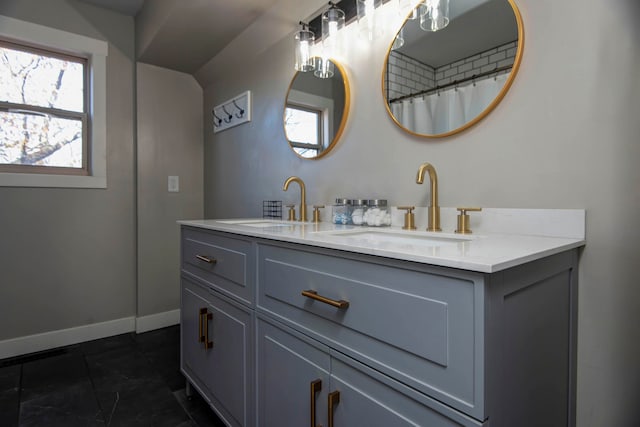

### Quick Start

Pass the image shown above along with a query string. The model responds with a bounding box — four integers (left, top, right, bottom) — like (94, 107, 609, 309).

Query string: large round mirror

(284, 58, 350, 159)
(383, 0, 524, 138)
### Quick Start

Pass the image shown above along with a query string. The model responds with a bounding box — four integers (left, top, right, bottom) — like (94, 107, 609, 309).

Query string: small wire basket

(262, 200, 282, 219)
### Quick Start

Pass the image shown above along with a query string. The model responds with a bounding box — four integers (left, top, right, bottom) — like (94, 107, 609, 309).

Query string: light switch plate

(168, 176, 179, 192)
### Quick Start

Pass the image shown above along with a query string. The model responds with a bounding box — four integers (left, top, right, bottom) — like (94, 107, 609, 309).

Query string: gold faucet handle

(312, 205, 325, 223)
(455, 207, 482, 234)
(286, 204, 296, 221)
(397, 206, 417, 230)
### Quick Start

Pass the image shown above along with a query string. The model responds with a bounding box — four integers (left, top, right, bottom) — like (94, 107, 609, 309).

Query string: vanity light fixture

(357, 0, 384, 41)
(294, 22, 315, 72)
(419, 0, 450, 32)
(313, 56, 335, 78)
(398, 0, 419, 19)
(321, 2, 346, 58)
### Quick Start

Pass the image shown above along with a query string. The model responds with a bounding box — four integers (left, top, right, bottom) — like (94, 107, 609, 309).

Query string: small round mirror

(383, 0, 524, 138)
(284, 57, 350, 159)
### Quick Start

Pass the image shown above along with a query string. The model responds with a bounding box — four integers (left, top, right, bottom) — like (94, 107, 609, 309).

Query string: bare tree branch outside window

(0, 41, 87, 172)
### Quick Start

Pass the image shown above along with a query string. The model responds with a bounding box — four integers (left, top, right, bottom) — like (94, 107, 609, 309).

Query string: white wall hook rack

(212, 90, 251, 133)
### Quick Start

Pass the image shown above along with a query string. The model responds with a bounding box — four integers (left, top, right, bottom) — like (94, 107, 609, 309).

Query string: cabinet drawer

(181, 227, 255, 305)
(257, 242, 486, 420)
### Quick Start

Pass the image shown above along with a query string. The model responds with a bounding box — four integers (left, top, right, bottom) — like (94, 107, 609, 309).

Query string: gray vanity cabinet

(180, 227, 255, 427)
(180, 225, 578, 427)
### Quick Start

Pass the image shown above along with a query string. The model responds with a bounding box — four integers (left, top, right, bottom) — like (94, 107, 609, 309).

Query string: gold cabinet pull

(302, 290, 350, 309)
(328, 390, 340, 427)
(198, 308, 207, 343)
(310, 379, 322, 427)
(203, 311, 213, 349)
(196, 254, 217, 264)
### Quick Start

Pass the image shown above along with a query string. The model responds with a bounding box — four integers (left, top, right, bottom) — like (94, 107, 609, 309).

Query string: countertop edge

(178, 219, 585, 274)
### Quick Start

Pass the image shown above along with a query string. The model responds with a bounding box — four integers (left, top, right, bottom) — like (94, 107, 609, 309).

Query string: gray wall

(202, 0, 640, 425)
(0, 1, 204, 342)
(136, 62, 203, 319)
(0, 0, 136, 338)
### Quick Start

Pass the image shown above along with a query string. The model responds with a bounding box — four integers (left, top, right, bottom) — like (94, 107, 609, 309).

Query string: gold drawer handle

(302, 290, 350, 309)
(198, 308, 207, 343)
(310, 379, 322, 427)
(196, 254, 217, 264)
(203, 311, 213, 350)
(328, 390, 340, 427)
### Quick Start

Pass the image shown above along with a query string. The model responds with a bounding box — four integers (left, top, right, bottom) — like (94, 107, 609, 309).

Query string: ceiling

(76, 0, 279, 74)
(398, 0, 518, 68)
(75, 0, 517, 75)
(77, 0, 145, 17)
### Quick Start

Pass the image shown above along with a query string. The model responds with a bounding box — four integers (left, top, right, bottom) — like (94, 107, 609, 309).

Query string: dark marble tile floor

(0, 326, 226, 427)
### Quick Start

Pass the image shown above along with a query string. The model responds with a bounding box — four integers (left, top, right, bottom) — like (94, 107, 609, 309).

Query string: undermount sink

(312, 229, 477, 248)
(217, 219, 297, 227)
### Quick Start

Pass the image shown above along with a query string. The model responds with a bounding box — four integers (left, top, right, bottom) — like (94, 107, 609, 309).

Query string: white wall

(201, 0, 640, 424)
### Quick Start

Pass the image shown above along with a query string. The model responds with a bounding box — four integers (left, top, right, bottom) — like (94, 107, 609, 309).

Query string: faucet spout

(416, 162, 441, 232)
(283, 176, 307, 222)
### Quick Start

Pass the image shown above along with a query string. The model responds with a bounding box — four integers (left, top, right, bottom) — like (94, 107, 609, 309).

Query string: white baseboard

(0, 309, 182, 360)
(135, 309, 181, 333)
(0, 316, 136, 360)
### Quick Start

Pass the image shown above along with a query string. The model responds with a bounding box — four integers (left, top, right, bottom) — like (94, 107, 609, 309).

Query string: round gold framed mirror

(284, 57, 350, 159)
(383, 0, 524, 138)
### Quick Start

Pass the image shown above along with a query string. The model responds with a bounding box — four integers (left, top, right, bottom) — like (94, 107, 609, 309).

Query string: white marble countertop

(179, 208, 586, 273)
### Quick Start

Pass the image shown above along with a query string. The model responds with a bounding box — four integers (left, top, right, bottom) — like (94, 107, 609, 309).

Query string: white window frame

(285, 104, 323, 154)
(287, 89, 334, 150)
(0, 15, 108, 188)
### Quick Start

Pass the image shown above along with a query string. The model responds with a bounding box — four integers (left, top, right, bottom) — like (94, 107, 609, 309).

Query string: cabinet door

(181, 280, 210, 386)
(256, 317, 330, 427)
(181, 279, 253, 427)
(327, 355, 484, 427)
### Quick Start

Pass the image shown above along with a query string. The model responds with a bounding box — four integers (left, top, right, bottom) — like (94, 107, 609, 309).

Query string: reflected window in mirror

(284, 57, 350, 159)
(285, 105, 323, 158)
(383, 0, 524, 138)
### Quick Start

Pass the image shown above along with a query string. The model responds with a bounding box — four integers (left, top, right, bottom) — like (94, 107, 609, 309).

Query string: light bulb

(357, 0, 384, 41)
(294, 26, 315, 72)
(322, 5, 345, 58)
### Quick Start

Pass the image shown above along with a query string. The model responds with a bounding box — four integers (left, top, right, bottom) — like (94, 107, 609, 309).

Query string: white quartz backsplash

(317, 206, 585, 240)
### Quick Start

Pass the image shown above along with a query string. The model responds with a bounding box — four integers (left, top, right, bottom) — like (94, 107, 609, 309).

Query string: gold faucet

(416, 162, 441, 232)
(283, 176, 307, 222)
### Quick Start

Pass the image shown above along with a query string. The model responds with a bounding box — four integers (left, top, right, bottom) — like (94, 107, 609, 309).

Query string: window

(0, 15, 107, 188)
(284, 90, 335, 159)
(285, 105, 323, 158)
(0, 41, 88, 174)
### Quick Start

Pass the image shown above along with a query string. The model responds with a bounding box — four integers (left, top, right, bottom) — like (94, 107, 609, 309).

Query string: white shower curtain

(392, 73, 509, 135)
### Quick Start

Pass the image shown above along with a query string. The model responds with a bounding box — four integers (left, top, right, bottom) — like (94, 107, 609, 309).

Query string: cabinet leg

(185, 380, 194, 399)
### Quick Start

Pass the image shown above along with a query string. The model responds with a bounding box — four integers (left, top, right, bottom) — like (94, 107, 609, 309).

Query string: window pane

(0, 111, 83, 168)
(293, 147, 319, 158)
(285, 107, 319, 145)
(0, 45, 84, 112)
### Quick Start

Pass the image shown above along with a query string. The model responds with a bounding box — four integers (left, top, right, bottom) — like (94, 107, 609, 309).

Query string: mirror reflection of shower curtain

(391, 73, 509, 135)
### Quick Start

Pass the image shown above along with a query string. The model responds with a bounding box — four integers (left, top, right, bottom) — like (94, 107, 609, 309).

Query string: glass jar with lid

(364, 199, 391, 226)
(331, 198, 352, 224)
(350, 199, 368, 225)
